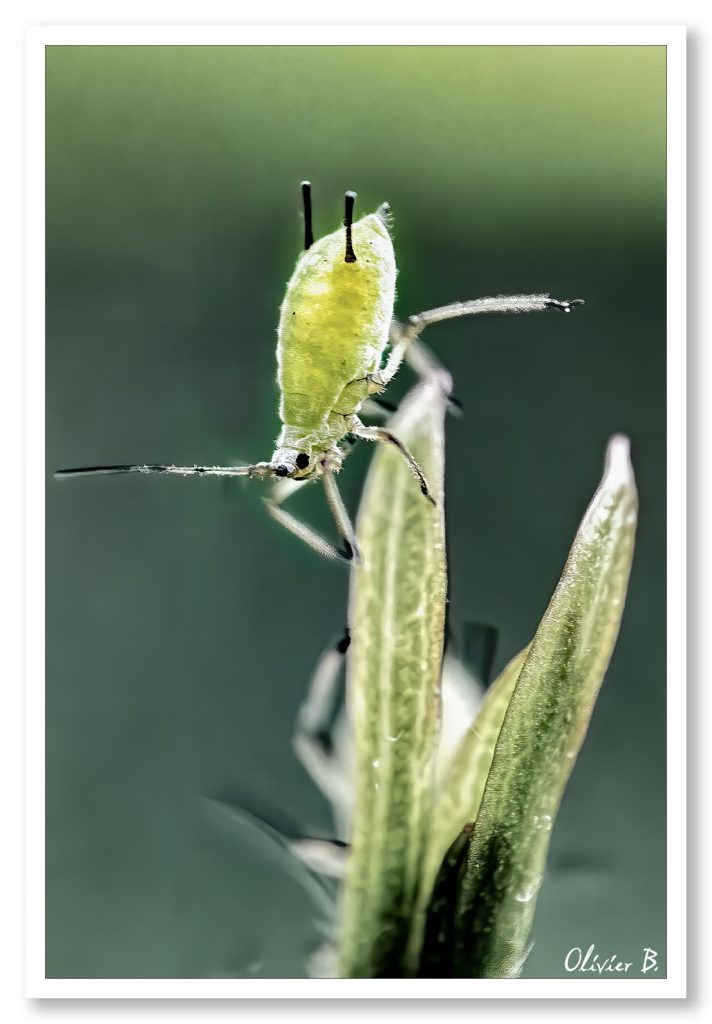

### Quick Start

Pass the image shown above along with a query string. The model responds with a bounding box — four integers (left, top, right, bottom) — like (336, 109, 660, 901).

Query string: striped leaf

(337, 373, 451, 978)
(451, 435, 638, 977)
(412, 646, 529, 971)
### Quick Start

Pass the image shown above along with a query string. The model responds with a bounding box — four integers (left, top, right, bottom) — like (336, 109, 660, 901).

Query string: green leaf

(414, 822, 476, 977)
(451, 434, 638, 978)
(412, 646, 529, 972)
(337, 373, 451, 979)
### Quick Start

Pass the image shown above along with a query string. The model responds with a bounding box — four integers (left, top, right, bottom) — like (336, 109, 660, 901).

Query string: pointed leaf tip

(442, 436, 638, 978)
(603, 433, 635, 492)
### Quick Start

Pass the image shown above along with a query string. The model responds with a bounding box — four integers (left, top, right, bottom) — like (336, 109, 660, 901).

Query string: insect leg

(289, 838, 349, 880)
(293, 627, 354, 832)
(377, 293, 584, 390)
(350, 420, 435, 505)
(405, 294, 584, 332)
(264, 497, 347, 563)
(263, 471, 360, 564)
(322, 470, 362, 563)
(360, 395, 398, 420)
(376, 323, 452, 394)
(371, 331, 462, 417)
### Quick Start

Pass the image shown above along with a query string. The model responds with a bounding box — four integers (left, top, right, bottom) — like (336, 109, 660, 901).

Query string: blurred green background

(46, 45, 666, 979)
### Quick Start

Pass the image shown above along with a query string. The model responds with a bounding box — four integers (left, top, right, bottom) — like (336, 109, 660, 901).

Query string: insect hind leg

(379, 291, 584, 395)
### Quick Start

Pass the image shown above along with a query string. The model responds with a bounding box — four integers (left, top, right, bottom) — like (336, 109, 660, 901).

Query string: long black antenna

(301, 181, 313, 249)
(344, 191, 357, 263)
(54, 463, 260, 479)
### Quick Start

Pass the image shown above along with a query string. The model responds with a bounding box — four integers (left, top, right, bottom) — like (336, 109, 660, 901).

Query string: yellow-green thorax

(276, 209, 396, 454)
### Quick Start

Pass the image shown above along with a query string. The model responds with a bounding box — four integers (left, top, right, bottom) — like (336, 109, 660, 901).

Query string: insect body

(273, 194, 396, 482)
(57, 183, 583, 563)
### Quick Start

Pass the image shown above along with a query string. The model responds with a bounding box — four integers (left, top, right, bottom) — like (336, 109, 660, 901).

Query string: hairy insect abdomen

(277, 212, 396, 433)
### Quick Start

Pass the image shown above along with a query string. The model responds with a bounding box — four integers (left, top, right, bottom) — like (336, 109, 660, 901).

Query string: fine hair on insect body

(57, 182, 584, 564)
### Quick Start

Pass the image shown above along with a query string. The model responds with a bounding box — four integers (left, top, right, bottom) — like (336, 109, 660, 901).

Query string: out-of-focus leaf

(337, 372, 451, 979)
(412, 646, 529, 971)
(451, 435, 638, 977)
(434, 651, 485, 785)
(461, 622, 499, 687)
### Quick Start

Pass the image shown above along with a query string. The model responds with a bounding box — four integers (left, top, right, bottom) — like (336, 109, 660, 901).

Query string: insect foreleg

(264, 496, 345, 563)
(263, 467, 360, 564)
(351, 420, 435, 505)
(322, 471, 362, 563)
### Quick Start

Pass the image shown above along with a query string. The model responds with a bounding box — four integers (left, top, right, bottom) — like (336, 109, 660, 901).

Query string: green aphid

(57, 183, 583, 563)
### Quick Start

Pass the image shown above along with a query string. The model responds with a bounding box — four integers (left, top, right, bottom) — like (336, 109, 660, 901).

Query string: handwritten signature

(565, 945, 659, 974)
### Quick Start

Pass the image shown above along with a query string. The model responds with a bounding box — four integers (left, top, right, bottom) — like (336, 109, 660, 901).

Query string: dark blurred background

(46, 45, 666, 979)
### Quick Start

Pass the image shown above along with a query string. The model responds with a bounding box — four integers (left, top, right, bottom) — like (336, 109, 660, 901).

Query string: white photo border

(25, 23, 687, 1000)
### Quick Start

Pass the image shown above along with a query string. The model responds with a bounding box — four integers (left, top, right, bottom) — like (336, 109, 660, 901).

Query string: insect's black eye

(295, 453, 310, 470)
(274, 465, 290, 477)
